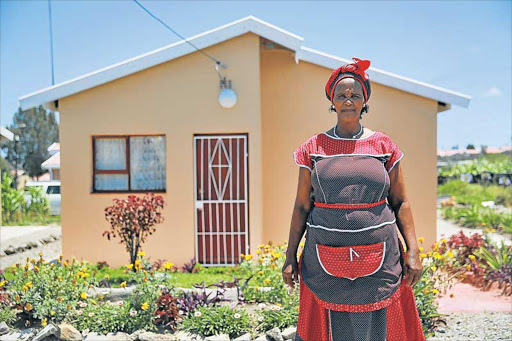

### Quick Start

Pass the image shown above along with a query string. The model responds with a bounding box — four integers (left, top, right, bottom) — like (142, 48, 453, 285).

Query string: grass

(1, 214, 61, 226)
(438, 180, 512, 207)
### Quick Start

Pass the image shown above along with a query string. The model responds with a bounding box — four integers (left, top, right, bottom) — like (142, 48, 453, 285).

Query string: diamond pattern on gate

(208, 138, 232, 200)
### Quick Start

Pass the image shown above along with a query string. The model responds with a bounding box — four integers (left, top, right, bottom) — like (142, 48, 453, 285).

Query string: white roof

(18, 15, 471, 111)
(0, 126, 14, 141)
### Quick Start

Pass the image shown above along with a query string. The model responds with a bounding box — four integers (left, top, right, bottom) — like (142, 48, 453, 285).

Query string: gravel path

(426, 312, 512, 340)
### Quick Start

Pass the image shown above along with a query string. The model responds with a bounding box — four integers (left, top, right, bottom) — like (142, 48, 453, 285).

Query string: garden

(0, 190, 511, 340)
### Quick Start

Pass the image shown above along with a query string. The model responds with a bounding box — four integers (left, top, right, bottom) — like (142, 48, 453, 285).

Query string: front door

(193, 134, 249, 266)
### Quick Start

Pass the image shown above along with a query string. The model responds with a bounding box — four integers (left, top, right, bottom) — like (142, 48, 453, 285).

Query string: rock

(3, 247, 15, 255)
(233, 332, 251, 341)
(138, 331, 175, 341)
(437, 327, 446, 333)
(19, 328, 36, 340)
(251, 335, 267, 341)
(265, 328, 283, 341)
(57, 323, 82, 340)
(0, 332, 21, 341)
(129, 330, 146, 340)
(204, 334, 230, 341)
(106, 332, 134, 340)
(171, 331, 204, 341)
(281, 327, 296, 340)
(33, 324, 59, 341)
(0, 322, 9, 336)
(83, 332, 107, 340)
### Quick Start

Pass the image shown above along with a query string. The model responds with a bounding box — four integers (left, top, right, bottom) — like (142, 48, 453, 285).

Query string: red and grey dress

(292, 128, 426, 341)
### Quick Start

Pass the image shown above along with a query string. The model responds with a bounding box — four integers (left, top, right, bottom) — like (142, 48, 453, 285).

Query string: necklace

(333, 123, 364, 139)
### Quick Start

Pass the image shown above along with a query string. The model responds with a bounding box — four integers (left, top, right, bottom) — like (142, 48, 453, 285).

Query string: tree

(103, 193, 165, 269)
(0, 105, 59, 178)
(466, 144, 475, 150)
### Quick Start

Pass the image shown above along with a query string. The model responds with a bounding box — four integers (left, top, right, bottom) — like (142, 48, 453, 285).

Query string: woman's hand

(402, 250, 423, 286)
(282, 256, 300, 290)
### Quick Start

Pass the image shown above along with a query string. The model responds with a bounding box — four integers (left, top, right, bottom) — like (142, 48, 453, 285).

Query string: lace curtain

(94, 136, 166, 191)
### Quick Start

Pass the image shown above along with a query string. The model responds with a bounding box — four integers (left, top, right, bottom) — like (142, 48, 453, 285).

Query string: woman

(282, 58, 426, 341)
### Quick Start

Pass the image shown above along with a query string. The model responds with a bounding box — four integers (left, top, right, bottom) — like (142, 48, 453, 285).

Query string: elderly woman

(282, 58, 426, 341)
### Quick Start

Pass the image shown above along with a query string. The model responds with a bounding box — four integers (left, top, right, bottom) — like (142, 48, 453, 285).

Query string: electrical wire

(132, 0, 224, 76)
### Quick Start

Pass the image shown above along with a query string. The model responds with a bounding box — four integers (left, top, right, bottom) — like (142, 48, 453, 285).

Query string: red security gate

(193, 134, 249, 266)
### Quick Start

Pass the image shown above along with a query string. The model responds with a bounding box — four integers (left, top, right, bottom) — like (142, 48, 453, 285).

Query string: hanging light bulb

(218, 77, 237, 109)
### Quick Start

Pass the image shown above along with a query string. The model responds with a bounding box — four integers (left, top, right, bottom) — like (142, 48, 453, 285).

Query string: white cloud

(483, 87, 502, 97)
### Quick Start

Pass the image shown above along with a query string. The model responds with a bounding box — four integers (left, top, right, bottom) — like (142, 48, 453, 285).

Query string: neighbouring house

(1, 126, 15, 223)
(42, 142, 60, 180)
(18, 16, 471, 267)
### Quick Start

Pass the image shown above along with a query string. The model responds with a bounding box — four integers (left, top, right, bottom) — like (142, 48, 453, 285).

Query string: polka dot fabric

(292, 130, 405, 174)
(293, 128, 424, 341)
(296, 239, 426, 341)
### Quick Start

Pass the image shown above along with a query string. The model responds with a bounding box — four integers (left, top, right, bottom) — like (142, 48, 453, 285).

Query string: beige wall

(60, 33, 263, 267)
(260, 47, 438, 252)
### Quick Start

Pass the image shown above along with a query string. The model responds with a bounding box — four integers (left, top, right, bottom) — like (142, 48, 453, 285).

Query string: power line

(132, 0, 222, 68)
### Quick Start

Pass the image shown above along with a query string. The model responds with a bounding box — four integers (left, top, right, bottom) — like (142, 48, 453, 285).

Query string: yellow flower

(50, 310, 55, 315)
(240, 253, 245, 258)
(163, 262, 174, 270)
(258, 244, 265, 248)
(141, 302, 149, 311)
(258, 259, 264, 264)
(138, 251, 146, 257)
(26, 281, 33, 288)
(135, 260, 141, 266)
(256, 249, 261, 254)
(419, 253, 427, 259)
(485, 228, 491, 233)
(432, 288, 439, 294)
(418, 237, 424, 243)
(80, 292, 88, 300)
(419, 247, 424, 252)
(143, 277, 148, 283)
(440, 238, 447, 244)
(447, 251, 455, 258)
(127, 264, 134, 270)
(25, 303, 33, 311)
(41, 318, 47, 327)
(258, 270, 264, 275)
(63, 260, 69, 266)
(0, 281, 6, 287)
(427, 251, 433, 257)
(265, 278, 271, 284)
(245, 254, 253, 261)
(466, 264, 472, 271)
(276, 303, 282, 306)
(491, 228, 496, 233)
(433, 242, 439, 250)
(430, 266, 437, 271)
(468, 255, 476, 262)
(105, 274, 110, 280)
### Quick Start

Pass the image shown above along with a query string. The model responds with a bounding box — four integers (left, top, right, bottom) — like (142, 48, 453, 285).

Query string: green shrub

(180, 305, 251, 338)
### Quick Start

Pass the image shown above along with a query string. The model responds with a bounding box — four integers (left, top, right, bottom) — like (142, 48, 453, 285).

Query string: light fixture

(218, 77, 237, 109)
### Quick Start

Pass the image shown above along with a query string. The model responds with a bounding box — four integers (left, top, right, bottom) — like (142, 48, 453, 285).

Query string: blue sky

(1, 0, 510, 150)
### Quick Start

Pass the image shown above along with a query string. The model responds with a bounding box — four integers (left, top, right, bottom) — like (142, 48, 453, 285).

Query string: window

(92, 135, 166, 192)
(47, 186, 60, 194)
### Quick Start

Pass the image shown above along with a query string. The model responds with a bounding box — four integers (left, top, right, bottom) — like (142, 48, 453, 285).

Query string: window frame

(92, 134, 166, 194)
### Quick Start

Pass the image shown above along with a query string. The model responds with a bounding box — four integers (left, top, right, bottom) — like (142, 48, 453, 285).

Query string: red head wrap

(325, 57, 371, 103)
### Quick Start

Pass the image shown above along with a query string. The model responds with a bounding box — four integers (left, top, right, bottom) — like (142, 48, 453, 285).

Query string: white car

(24, 180, 61, 215)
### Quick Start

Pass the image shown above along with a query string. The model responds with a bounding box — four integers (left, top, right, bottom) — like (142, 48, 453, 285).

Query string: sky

(1, 0, 511, 150)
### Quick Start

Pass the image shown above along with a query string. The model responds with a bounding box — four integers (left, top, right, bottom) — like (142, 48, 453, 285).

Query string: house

(42, 142, 60, 180)
(18, 16, 471, 267)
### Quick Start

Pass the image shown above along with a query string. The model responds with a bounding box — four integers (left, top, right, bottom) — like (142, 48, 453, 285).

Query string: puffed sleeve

(384, 139, 404, 173)
(293, 143, 312, 172)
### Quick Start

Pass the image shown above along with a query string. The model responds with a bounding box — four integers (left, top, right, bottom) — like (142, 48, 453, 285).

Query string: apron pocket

(316, 241, 386, 280)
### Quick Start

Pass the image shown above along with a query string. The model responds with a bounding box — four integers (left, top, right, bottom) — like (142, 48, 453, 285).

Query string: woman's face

(332, 77, 365, 120)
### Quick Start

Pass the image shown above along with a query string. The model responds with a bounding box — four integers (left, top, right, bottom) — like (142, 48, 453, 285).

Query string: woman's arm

(282, 167, 313, 290)
(387, 163, 423, 286)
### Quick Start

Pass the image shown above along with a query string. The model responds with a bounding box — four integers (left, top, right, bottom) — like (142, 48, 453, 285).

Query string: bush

(180, 305, 251, 338)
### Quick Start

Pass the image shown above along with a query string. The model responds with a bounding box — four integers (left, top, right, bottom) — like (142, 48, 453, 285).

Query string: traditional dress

(292, 128, 426, 341)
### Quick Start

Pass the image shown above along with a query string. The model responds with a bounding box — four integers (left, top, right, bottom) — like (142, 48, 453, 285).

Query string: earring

(330, 104, 336, 112)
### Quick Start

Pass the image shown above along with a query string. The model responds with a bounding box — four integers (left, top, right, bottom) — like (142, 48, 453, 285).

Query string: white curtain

(130, 136, 166, 190)
(95, 138, 128, 190)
